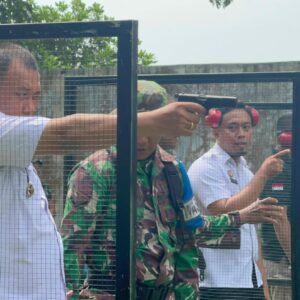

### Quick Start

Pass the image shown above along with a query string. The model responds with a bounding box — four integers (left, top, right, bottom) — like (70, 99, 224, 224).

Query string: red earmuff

(277, 131, 292, 147)
(205, 109, 222, 128)
(205, 107, 260, 128)
(249, 107, 259, 127)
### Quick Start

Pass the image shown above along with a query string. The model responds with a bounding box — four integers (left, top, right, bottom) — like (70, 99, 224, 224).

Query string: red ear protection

(205, 107, 260, 128)
(277, 131, 292, 147)
(249, 107, 259, 127)
(205, 109, 222, 128)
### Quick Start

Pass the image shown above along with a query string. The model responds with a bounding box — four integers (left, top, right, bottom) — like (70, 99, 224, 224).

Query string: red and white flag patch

(272, 183, 284, 191)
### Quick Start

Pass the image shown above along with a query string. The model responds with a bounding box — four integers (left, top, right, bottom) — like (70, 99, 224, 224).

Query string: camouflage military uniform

(61, 145, 241, 300)
(61, 80, 241, 299)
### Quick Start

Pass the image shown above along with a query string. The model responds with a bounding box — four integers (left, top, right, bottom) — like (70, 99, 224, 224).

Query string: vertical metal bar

(291, 78, 300, 299)
(116, 21, 138, 300)
(63, 80, 77, 198)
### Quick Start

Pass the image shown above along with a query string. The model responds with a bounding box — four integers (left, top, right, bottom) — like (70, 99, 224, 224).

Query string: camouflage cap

(109, 80, 168, 115)
(137, 80, 168, 112)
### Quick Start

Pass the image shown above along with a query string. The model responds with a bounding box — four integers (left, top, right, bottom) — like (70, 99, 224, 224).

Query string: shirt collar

(137, 146, 177, 176)
(211, 143, 248, 167)
(138, 153, 155, 176)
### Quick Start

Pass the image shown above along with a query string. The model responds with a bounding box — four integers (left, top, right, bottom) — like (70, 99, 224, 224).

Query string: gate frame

(0, 21, 138, 300)
(64, 71, 300, 299)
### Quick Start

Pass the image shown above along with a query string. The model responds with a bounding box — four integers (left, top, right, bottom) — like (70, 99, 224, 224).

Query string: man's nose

(236, 126, 247, 136)
(22, 99, 38, 115)
(137, 136, 149, 146)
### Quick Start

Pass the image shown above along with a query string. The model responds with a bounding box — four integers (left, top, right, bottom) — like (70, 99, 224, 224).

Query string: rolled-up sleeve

(0, 113, 49, 167)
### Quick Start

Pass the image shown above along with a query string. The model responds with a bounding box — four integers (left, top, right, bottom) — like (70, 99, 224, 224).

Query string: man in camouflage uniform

(61, 81, 283, 300)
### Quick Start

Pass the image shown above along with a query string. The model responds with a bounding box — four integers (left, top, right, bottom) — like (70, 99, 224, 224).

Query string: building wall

(37, 62, 298, 221)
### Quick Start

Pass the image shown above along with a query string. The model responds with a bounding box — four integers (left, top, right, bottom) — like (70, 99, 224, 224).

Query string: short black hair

(0, 43, 38, 81)
(219, 102, 255, 126)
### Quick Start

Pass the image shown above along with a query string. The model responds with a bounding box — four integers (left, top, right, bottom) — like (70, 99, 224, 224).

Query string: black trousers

(200, 286, 265, 300)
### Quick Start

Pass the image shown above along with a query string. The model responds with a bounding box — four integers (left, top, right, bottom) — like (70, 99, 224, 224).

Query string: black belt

(136, 282, 171, 300)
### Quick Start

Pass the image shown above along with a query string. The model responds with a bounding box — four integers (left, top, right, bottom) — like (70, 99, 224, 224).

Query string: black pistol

(175, 93, 238, 111)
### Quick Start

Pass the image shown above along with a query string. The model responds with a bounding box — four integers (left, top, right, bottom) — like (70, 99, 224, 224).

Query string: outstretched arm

(195, 198, 284, 246)
(208, 149, 290, 215)
(36, 102, 205, 155)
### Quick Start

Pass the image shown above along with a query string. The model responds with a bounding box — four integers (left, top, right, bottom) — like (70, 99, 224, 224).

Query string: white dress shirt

(188, 143, 262, 288)
(0, 113, 66, 300)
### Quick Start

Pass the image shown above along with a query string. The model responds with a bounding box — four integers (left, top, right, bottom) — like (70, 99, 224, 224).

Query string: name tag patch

(227, 170, 238, 185)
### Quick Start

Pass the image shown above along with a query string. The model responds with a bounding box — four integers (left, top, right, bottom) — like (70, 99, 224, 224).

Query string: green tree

(209, 0, 234, 8)
(0, 0, 156, 69)
(0, 0, 37, 23)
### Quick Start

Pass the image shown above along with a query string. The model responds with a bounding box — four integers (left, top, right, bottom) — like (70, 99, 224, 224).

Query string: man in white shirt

(188, 103, 289, 300)
(0, 43, 205, 300)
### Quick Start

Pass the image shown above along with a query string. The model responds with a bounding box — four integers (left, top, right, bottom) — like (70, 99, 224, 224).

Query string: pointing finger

(177, 102, 207, 116)
(272, 149, 291, 159)
(259, 197, 278, 205)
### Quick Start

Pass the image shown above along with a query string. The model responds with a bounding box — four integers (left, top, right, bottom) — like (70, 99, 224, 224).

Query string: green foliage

(0, 0, 36, 23)
(138, 49, 157, 66)
(209, 0, 234, 8)
(0, 0, 156, 69)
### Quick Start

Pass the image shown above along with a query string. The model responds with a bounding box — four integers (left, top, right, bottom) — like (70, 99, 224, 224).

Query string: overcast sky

(36, 0, 300, 65)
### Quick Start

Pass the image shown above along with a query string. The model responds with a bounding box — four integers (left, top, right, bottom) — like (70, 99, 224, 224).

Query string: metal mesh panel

(166, 80, 293, 300)
(1, 21, 300, 300)
(0, 21, 137, 300)
(67, 74, 298, 300)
